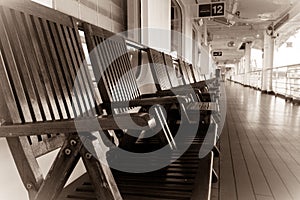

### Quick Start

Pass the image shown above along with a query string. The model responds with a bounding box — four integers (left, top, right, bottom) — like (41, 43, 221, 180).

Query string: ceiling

(185, 0, 300, 65)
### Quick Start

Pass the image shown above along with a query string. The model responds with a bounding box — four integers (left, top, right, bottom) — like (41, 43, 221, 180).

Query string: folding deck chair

(145, 48, 220, 124)
(182, 62, 220, 100)
(0, 1, 156, 200)
(0, 1, 217, 199)
(77, 22, 217, 199)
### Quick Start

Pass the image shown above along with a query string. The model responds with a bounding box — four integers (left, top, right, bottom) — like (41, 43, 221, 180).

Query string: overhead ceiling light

(227, 41, 236, 47)
(258, 13, 273, 21)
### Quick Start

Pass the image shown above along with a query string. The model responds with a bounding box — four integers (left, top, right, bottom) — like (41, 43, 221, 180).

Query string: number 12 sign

(198, 1, 225, 18)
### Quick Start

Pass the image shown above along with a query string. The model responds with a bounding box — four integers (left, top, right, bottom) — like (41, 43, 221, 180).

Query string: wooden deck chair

(185, 62, 220, 98)
(146, 48, 219, 124)
(0, 1, 155, 200)
(52, 22, 218, 200)
(145, 48, 220, 156)
(178, 60, 219, 102)
(82, 23, 201, 150)
(163, 53, 212, 102)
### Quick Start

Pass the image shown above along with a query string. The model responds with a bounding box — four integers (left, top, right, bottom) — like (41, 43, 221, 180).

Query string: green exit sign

(198, 2, 225, 18)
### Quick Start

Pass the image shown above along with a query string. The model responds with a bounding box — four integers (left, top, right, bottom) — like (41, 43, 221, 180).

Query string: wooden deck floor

(212, 81, 300, 200)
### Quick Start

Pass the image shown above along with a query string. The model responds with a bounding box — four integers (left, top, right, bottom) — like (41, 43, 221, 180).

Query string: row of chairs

(0, 1, 221, 200)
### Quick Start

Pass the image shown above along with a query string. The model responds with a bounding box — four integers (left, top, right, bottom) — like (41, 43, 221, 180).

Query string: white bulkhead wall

(54, 0, 127, 33)
(179, 0, 194, 63)
(176, 0, 212, 77)
(141, 0, 171, 51)
(136, 0, 171, 94)
(140, 0, 203, 62)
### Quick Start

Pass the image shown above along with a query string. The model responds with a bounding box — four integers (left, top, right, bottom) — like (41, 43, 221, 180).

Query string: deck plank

(219, 119, 237, 200)
(214, 82, 300, 200)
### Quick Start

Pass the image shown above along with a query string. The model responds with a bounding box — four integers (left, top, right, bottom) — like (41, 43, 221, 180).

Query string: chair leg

(213, 145, 220, 157)
(6, 137, 43, 199)
(191, 152, 214, 200)
(212, 168, 219, 183)
(80, 132, 123, 200)
(34, 134, 82, 200)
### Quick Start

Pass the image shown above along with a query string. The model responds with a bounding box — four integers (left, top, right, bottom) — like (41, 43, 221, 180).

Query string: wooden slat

(80, 141, 123, 200)
(40, 18, 69, 119)
(84, 23, 113, 107)
(29, 15, 61, 120)
(191, 152, 214, 200)
(102, 37, 127, 102)
(16, 11, 53, 121)
(48, 21, 74, 118)
(65, 25, 96, 117)
(219, 118, 238, 200)
(179, 60, 190, 85)
(34, 135, 82, 200)
(30, 134, 64, 158)
(4, 8, 44, 122)
(116, 38, 140, 99)
(0, 113, 156, 137)
(111, 39, 136, 100)
(147, 48, 172, 91)
(163, 53, 179, 88)
(214, 82, 300, 200)
(190, 64, 201, 83)
(185, 63, 196, 84)
(56, 23, 83, 117)
(6, 136, 44, 198)
(0, 47, 22, 123)
(59, 127, 215, 200)
(0, 3, 127, 200)
(0, 6, 32, 123)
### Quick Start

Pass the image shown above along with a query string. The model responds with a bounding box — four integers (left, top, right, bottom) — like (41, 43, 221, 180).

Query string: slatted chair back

(0, 0, 97, 146)
(185, 63, 197, 84)
(191, 64, 202, 83)
(162, 53, 180, 88)
(0, 1, 110, 199)
(83, 23, 141, 114)
(0, 2, 98, 123)
(146, 49, 201, 102)
(83, 25, 180, 150)
(178, 60, 191, 85)
(146, 48, 173, 91)
(187, 63, 216, 88)
(172, 58, 191, 86)
(147, 48, 197, 94)
(172, 58, 185, 86)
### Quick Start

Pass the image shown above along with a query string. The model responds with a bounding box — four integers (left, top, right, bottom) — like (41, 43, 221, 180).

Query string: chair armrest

(104, 95, 191, 108)
(191, 81, 207, 89)
(0, 113, 156, 137)
(130, 96, 190, 105)
(156, 88, 200, 97)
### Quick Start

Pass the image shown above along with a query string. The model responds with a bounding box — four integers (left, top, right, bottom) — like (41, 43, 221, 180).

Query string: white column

(127, 0, 141, 42)
(141, 0, 171, 52)
(244, 42, 252, 86)
(261, 31, 275, 92)
(234, 62, 238, 78)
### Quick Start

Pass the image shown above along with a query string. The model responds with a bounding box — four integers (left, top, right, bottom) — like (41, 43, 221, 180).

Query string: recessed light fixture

(227, 41, 235, 47)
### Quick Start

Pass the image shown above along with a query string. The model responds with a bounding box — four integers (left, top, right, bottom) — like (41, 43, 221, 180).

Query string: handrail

(231, 64, 300, 101)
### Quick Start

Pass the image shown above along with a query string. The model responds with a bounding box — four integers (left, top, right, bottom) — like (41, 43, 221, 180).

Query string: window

(171, 0, 182, 55)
